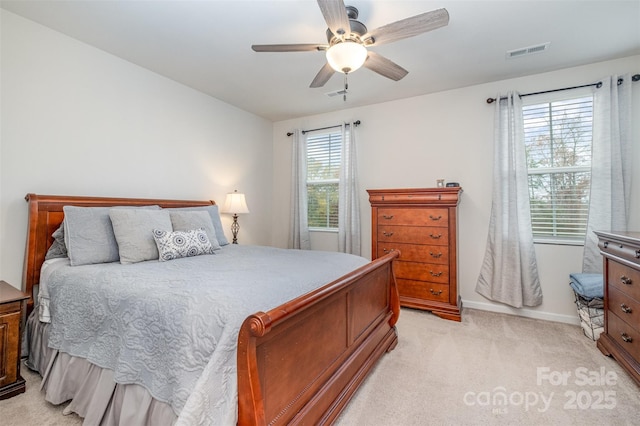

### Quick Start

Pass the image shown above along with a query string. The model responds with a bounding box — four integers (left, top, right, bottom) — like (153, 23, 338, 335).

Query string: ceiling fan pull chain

(344, 73, 348, 102)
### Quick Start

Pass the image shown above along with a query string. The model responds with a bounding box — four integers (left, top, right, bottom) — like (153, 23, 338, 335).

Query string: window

(306, 130, 342, 230)
(523, 94, 593, 243)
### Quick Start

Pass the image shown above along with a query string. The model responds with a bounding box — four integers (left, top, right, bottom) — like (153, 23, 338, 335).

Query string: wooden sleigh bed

(22, 193, 400, 425)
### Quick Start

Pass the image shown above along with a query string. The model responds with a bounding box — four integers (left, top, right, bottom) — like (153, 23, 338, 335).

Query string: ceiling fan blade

(317, 0, 350, 38)
(252, 44, 327, 52)
(364, 51, 408, 81)
(310, 63, 335, 88)
(365, 8, 449, 46)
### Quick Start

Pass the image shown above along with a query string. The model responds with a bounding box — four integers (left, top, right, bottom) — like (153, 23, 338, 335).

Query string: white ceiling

(2, 0, 639, 122)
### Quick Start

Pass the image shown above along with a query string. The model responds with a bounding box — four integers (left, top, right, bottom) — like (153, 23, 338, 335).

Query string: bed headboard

(22, 193, 215, 314)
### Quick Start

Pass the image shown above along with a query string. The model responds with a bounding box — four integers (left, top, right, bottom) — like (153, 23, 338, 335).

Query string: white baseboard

(462, 299, 580, 326)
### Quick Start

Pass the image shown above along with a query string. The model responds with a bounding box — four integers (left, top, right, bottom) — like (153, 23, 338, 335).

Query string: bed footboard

(237, 250, 400, 425)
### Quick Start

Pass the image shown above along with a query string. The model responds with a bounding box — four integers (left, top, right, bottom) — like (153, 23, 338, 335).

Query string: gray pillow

(63, 206, 121, 266)
(109, 209, 172, 264)
(45, 223, 68, 260)
(164, 205, 229, 246)
(169, 210, 221, 250)
(63, 205, 161, 266)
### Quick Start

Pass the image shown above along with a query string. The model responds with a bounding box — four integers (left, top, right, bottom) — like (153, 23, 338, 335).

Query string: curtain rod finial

(487, 98, 496, 104)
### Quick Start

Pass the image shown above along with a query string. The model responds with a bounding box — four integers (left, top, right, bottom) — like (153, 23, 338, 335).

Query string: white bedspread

(37, 258, 70, 323)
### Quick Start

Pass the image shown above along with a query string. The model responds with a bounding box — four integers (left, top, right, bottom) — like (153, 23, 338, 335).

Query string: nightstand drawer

(376, 243, 448, 265)
(0, 301, 22, 316)
(609, 261, 640, 302)
(0, 311, 21, 387)
(378, 208, 448, 227)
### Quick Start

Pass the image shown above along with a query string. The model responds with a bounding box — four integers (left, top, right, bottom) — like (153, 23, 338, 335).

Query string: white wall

(272, 55, 640, 324)
(2, 9, 638, 325)
(0, 10, 274, 288)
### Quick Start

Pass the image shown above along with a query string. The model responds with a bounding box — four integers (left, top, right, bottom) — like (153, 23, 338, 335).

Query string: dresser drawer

(378, 208, 448, 227)
(376, 243, 448, 265)
(377, 226, 448, 245)
(608, 261, 640, 302)
(397, 279, 449, 303)
(395, 261, 449, 284)
(607, 312, 640, 361)
(609, 286, 640, 331)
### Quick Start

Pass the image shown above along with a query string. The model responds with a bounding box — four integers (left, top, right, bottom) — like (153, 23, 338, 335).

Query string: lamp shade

(326, 41, 367, 74)
(221, 190, 249, 214)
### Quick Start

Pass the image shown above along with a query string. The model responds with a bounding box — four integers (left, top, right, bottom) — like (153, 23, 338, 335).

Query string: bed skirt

(24, 308, 178, 425)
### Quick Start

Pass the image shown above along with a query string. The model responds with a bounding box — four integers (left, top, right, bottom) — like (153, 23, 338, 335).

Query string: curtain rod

(486, 73, 640, 104)
(286, 120, 361, 137)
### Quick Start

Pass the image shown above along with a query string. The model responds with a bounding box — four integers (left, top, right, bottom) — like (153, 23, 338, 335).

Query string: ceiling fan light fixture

(326, 41, 367, 74)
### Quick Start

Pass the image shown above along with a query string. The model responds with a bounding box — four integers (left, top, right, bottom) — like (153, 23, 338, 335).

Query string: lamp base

(231, 214, 240, 244)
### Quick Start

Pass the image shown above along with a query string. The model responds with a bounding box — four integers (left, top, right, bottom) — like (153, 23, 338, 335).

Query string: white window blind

(523, 95, 593, 242)
(306, 131, 342, 229)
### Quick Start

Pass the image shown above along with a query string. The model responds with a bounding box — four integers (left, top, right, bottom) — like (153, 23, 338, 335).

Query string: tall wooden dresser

(595, 231, 640, 386)
(368, 187, 462, 321)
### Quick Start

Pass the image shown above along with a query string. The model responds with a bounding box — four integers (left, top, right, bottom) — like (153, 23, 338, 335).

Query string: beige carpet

(2, 308, 638, 425)
(336, 308, 640, 425)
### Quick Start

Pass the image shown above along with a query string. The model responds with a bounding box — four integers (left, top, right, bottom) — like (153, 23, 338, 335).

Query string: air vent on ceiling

(506, 42, 550, 59)
(326, 89, 348, 98)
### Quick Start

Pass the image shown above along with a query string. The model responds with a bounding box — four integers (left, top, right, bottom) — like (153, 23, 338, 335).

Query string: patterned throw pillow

(152, 228, 215, 262)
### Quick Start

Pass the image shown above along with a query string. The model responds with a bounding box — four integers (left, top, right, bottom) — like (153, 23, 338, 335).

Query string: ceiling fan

(251, 0, 449, 90)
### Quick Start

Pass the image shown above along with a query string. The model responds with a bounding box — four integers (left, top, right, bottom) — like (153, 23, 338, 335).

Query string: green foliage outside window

(524, 95, 593, 241)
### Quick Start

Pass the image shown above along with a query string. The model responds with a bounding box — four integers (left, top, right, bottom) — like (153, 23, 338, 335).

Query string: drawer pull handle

(383, 231, 394, 237)
(382, 215, 394, 220)
(430, 289, 443, 295)
(430, 271, 443, 277)
(429, 233, 442, 239)
(429, 215, 442, 221)
(620, 275, 633, 286)
(621, 333, 633, 343)
(430, 251, 443, 258)
(620, 304, 633, 314)
(382, 248, 396, 254)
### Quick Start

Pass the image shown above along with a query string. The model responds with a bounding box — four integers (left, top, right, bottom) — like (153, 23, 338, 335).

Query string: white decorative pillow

(152, 228, 215, 261)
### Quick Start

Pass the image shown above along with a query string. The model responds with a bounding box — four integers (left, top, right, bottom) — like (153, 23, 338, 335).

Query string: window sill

(309, 228, 338, 233)
(533, 238, 584, 247)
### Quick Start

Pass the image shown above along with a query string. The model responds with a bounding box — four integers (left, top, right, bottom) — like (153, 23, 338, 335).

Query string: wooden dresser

(368, 187, 462, 321)
(0, 280, 28, 400)
(595, 231, 640, 386)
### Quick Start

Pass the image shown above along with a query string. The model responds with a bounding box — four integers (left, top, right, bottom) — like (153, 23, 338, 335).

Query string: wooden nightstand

(0, 280, 28, 400)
